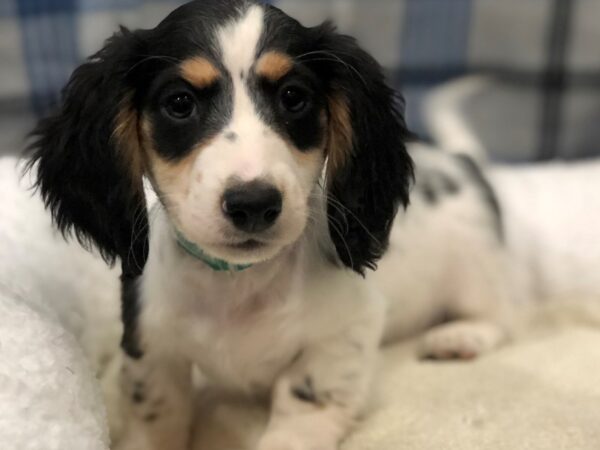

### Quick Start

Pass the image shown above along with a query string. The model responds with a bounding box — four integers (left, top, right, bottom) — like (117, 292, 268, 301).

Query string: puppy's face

(140, 6, 327, 264)
(30, 0, 413, 275)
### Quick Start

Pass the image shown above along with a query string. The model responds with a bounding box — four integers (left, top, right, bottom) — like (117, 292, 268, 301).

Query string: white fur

(491, 160, 600, 302)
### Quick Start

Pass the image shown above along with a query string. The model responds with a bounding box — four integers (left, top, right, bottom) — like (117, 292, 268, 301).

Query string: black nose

(222, 181, 283, 233)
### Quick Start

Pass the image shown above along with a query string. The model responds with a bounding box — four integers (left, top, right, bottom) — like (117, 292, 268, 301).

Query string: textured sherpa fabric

(0, 157, 118, 450)
(0, 290, 109, 450)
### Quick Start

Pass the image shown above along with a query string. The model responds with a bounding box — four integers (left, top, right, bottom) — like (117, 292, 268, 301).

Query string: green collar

(174, 229, 253, 272)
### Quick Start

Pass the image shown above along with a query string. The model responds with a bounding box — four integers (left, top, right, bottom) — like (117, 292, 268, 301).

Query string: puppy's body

(379, 145, 513, 353)
(136, 142, 510, 392)
(118, 191, 385, 450)
(140, 203, 384, 395)
(110, 145, 513, 449)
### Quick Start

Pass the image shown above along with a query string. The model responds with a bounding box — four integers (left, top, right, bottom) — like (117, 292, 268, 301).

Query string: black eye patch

(145, 74, 232, 161)
(252, 69, 326, 151)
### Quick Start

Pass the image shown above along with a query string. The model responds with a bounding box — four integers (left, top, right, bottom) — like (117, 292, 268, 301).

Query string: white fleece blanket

(2, 155, 600, 450)
(0, 290, 108, 450)
(0, 157, 118, 450)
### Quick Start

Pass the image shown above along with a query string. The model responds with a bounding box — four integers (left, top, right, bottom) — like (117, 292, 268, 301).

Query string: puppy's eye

(164, 93, 196, 119)
(280, 86, 308, 114)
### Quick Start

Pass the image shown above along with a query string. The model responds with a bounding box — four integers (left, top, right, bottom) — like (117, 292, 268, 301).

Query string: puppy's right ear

(26, 27, 148, 275)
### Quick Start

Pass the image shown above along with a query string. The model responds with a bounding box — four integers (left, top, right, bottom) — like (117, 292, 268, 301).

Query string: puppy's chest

(147, 271, 304, 393)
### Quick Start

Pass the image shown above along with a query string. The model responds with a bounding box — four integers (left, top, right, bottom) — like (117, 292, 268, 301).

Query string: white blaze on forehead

(218, 4, 264, 74)
(216, 5, 270, 181)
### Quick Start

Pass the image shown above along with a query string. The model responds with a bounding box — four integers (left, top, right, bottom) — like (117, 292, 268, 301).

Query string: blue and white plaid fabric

(1, 0, 599, 161)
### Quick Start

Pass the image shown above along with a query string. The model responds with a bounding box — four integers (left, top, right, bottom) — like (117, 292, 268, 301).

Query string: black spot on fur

(224, 131, 238, 142)
(292, 376, 318, 404)
(418, 170, 461, 205)
(121, 274, 143, 358)
(131, 381, 146, 403)
(144, 412, 159, 422)
(456, 154, 504, 241)
(420, 182, 438, 205)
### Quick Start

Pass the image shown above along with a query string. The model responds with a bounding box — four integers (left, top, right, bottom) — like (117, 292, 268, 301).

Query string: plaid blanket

(1, 0, 598, 161)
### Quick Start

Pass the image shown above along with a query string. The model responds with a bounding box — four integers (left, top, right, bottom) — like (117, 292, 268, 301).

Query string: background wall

(1, 0, 598, 161)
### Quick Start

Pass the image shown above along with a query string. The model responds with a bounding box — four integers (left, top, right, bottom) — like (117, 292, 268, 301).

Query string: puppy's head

(27, 0, 412, 276)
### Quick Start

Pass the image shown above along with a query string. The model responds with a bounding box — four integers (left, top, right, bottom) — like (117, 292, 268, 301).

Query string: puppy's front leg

(258, 326, 380, 450)
(115, 353, 193, 450)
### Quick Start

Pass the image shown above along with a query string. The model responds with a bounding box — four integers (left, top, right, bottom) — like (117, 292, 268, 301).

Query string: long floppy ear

(310, 23, 414, 275)
(26, 28, 148, 276)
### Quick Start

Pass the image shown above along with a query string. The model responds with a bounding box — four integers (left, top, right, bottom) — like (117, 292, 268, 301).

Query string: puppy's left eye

(280, 86, 308, 114)
(164, 93, 196, 119)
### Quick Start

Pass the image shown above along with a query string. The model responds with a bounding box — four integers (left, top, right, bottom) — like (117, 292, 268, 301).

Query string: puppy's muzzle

(222, 180, 282, 233)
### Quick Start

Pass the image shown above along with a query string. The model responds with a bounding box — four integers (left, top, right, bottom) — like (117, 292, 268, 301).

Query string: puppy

(27, 1, 512, 448)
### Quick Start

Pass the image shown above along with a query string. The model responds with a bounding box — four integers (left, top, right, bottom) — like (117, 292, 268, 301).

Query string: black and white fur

(26, 1, 514, 449)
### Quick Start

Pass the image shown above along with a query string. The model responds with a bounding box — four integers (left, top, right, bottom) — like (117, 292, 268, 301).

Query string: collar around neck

(174, 229, 253, 272)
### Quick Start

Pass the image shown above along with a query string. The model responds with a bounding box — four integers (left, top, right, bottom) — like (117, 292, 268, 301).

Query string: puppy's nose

(222, 181, 282, 233)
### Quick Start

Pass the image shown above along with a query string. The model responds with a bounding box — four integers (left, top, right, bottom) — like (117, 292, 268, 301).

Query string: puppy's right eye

(164, 93, 196, 119)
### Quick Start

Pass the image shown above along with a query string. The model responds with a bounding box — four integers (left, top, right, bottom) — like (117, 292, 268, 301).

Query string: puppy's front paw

(420, 320, 506, 360)
(257, 430, 336, 450)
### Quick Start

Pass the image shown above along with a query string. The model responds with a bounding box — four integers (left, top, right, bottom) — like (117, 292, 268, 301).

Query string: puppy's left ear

(25, 27, 149, 276)
(310, 23, 414, 275)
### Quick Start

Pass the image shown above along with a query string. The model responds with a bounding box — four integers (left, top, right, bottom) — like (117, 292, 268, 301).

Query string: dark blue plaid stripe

(15, 0, 187, 115)
(397, 0, 472, 135)
(5, 0, 185, 16)
(1, 0, 599, 160)
(17, 0, 79, 115)
(538, 0, 574, 161)
(16, 0, 77, 16)
(400, 0, 472, 75)
(0, 0, 15, 17)
(397, 0, 472, 87)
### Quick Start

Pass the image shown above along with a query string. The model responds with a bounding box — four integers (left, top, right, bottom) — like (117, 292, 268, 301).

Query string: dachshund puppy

(27, 1, 511, 448)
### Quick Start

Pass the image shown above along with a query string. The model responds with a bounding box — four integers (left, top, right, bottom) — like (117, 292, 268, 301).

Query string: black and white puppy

(27, 1, 511, 449)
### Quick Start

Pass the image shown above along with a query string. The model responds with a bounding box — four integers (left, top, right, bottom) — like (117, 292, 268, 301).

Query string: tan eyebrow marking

(180, 57, 221, 88)
(255, 51, 294, 81)
(326, 93, 353, 184)
(112, 94, 144, 192)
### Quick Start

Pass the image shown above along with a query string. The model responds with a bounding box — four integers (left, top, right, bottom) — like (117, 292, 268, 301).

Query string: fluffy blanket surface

(0, 157, 120, 450)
